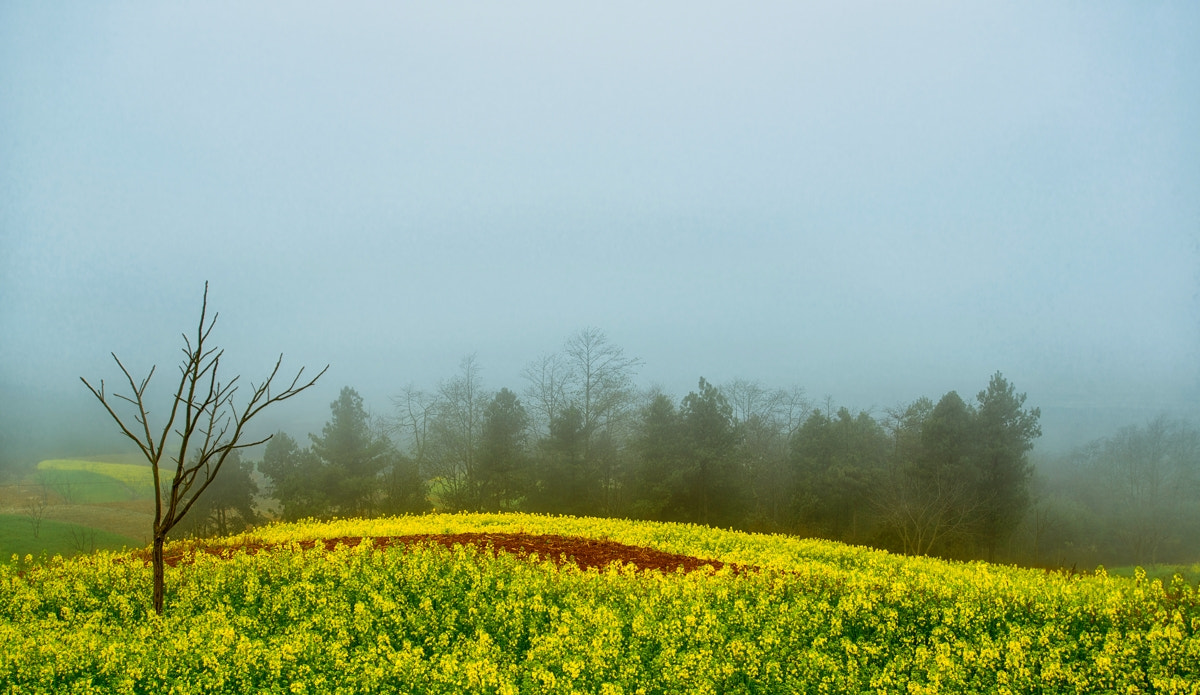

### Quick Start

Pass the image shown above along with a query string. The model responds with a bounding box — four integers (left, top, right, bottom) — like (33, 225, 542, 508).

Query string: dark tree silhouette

(630, 391, 685, 521)
(258, 431, 332, 520)
(174, 448, 259, 537)
(310, 386, 392, 517)
(531, 405, 591, 514)
(478, 387, 531, 511)
(789, 407, 889, 541)
(678, 377, 744, 527)
(974, 372, 1041, 561)
(877, 395, 978, 557)
(81, 283, 326, 614)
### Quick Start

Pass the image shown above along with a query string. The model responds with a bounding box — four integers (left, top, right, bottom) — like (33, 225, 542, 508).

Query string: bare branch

(81, 281, 325, 614)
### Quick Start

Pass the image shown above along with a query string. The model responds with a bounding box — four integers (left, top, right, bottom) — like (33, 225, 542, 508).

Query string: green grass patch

(35, 469, 141, 504)
(36, 459, 154, 502)
(0, 514, 140, 564)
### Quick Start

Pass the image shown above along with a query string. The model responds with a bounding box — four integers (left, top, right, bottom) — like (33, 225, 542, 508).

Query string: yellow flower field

(2, 513, 1197, 693)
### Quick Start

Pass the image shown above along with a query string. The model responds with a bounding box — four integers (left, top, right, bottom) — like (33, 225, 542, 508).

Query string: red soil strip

(142, 533, 738, 575)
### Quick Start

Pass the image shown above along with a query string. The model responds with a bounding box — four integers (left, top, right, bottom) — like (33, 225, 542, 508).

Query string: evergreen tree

(630, 391, 685, 521)
(790, 407, 888, 541)
(920, 391, 976, 485)
(678, 377, 744, 527)
(478, 388, 530, 511)
(876, 393, 978, 557)
(531, 405, 595, 514)
(973, 372, 1041, 561)
(309, 386, 392, 517)
(917, 390, 979, 555)
(259, 431, 331, 520)
(379, 451, 429, 516)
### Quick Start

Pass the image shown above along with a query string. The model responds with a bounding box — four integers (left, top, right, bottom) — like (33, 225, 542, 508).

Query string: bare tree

(874, 467, 978, 556)
(720, 379, 809, 530)
(778, 385, 813, 442)
(722, 379, 782, 427)
(521, 352, 570, 437)
(561, 328, 642, 514)
(1084, 417, 1197, 565)
(389, 383, 439, 475)
(23, 484, 49, 539)
(81, 283, 326, 614)
(69, 526, 97, 554)
(562, 327, 641, 438)
(427, 354, 490, 510)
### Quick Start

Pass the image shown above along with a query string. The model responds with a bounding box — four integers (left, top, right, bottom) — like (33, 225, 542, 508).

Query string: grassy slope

(0, 459, 154, 562)
(36, 459, 154, 501)
(33, 469, 141, 505)
(0, 514, 140, 562)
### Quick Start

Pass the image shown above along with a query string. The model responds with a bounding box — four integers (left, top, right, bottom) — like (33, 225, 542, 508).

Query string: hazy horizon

(3, 3, 1197, 462)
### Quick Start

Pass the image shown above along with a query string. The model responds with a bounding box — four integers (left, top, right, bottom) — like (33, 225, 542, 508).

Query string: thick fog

(2, 3, 1197, 463)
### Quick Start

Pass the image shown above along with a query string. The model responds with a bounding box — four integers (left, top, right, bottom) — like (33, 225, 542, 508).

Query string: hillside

(2, 513, 1198, 693)
(0, 458, 154, 563)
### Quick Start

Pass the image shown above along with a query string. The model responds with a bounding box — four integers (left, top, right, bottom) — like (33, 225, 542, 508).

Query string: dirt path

(147, 532, 742, 575)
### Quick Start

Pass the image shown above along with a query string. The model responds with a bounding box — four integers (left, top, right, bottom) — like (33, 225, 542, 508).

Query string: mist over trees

(51, 326, 1199, 569)
(1032, 416, 1200, 567)
(229, 330, 1200, 568)
(258, 387, 428, 520)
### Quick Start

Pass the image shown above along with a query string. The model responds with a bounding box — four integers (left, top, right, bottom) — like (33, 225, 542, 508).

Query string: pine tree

(974, 372, 1041, 561)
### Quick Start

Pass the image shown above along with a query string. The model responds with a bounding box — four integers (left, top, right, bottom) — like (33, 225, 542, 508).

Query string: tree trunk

(152, 533, 165, 615)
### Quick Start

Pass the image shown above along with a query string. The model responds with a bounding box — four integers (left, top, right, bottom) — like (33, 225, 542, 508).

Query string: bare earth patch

(145, 533, 742, 574)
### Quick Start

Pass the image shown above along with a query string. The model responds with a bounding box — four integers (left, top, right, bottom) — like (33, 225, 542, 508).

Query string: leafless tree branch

(81, 282, 326, 614)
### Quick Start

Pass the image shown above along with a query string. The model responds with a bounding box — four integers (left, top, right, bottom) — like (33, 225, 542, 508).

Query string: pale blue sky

(2, 2, 1197, 452)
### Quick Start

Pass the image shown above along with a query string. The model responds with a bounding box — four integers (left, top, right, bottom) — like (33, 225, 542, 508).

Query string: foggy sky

(2, 2, 1198, 456)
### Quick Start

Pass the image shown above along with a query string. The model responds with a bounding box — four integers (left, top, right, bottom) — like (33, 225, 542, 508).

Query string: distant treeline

(188, 329, 1200, 568)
